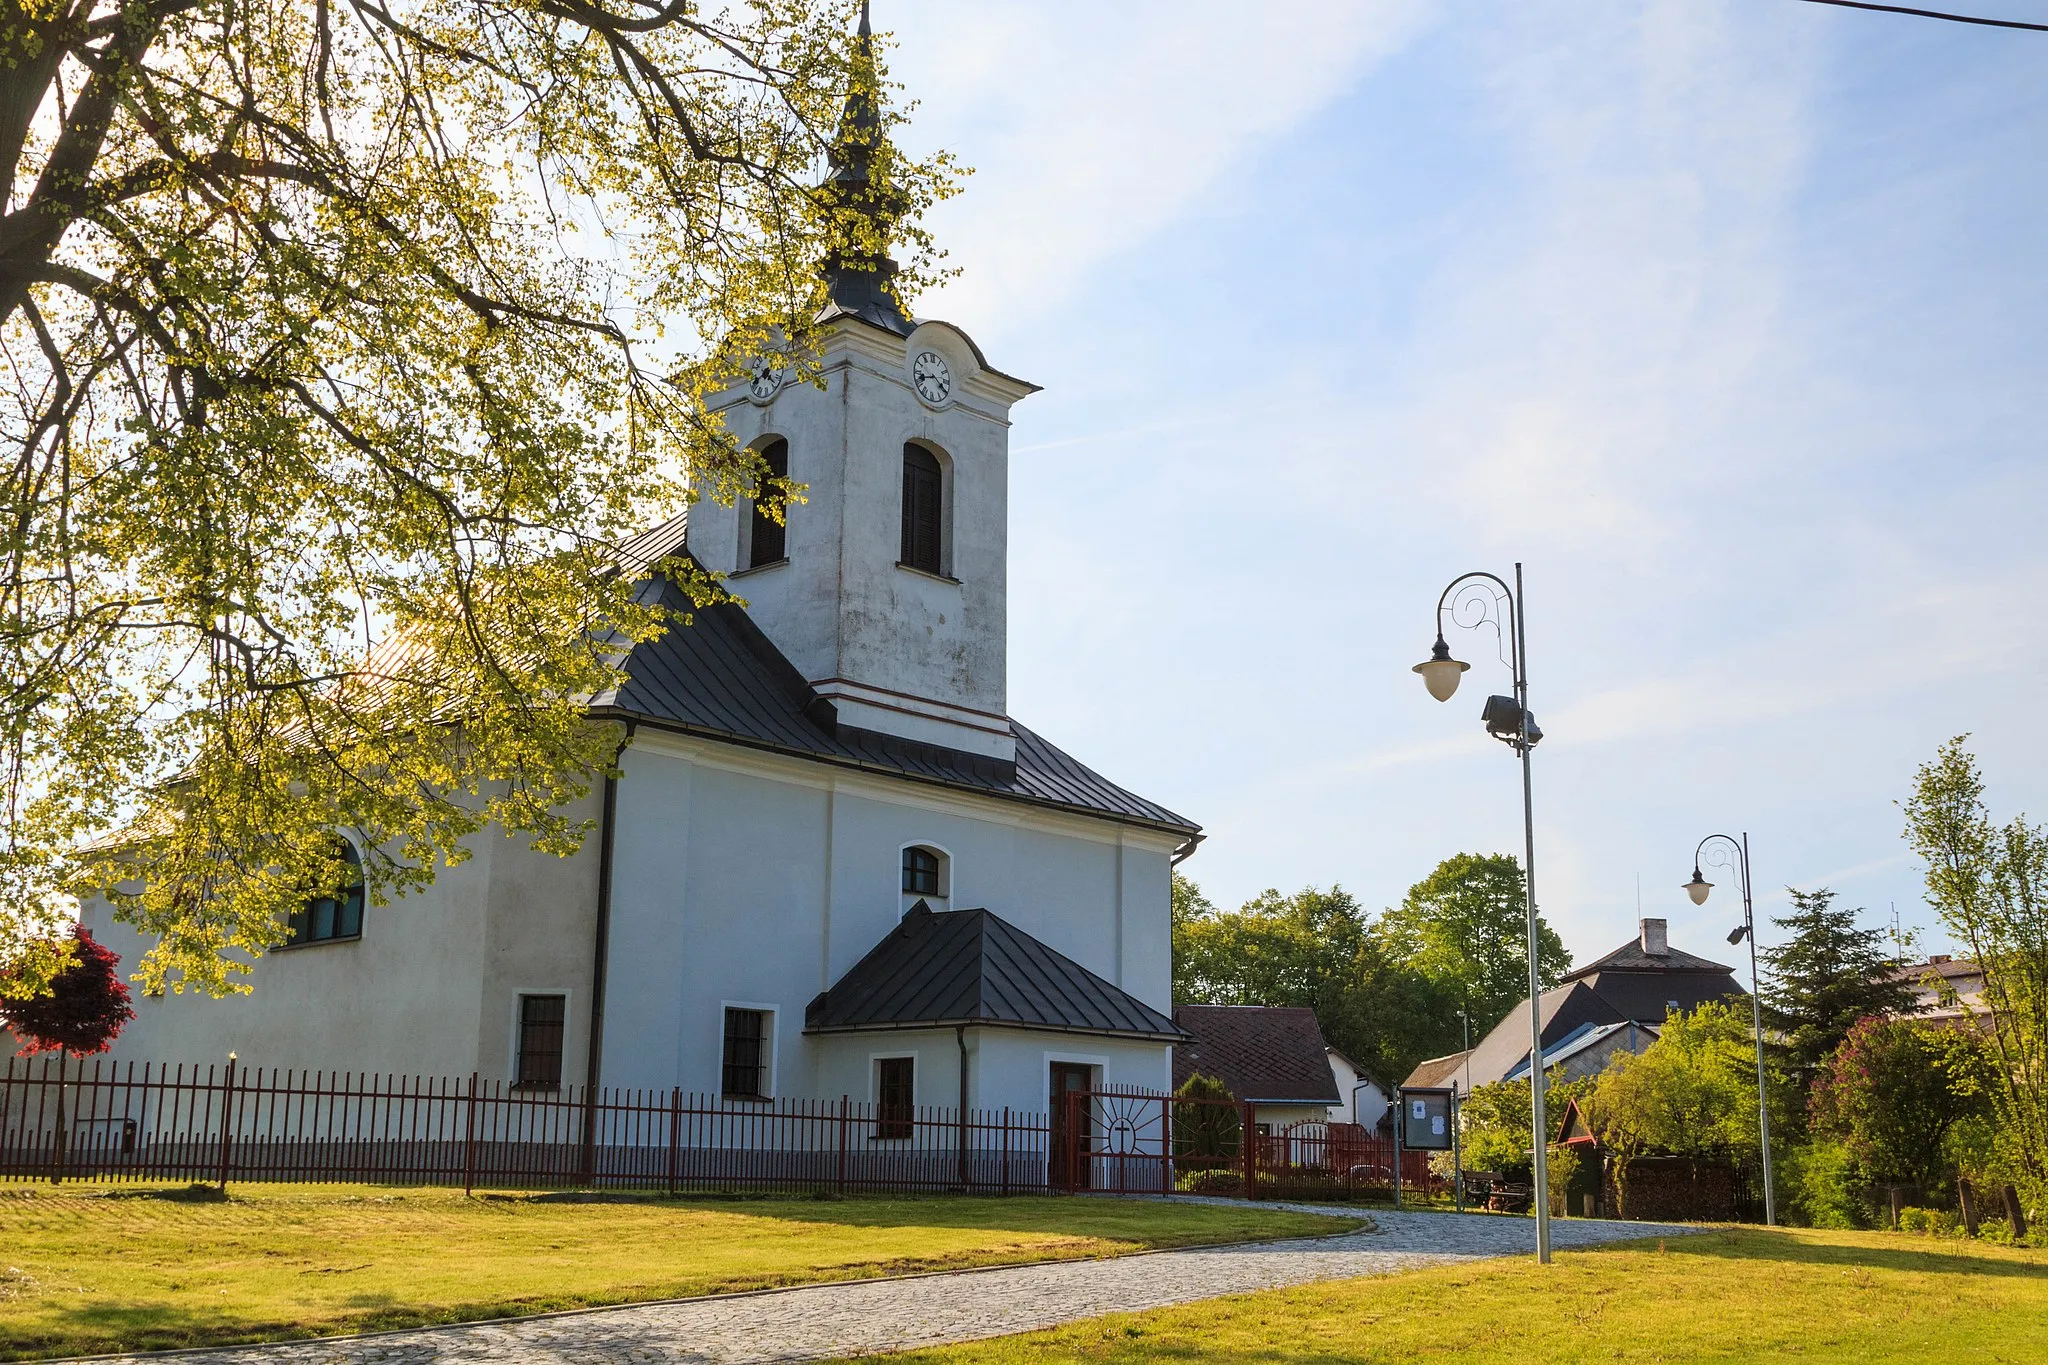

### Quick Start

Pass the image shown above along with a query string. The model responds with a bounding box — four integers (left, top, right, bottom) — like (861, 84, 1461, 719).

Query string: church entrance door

(1050, 1062, 1094, 1190)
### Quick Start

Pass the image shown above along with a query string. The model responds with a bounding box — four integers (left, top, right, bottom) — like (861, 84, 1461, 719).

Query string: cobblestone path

(76, 1205, 1698, 1363)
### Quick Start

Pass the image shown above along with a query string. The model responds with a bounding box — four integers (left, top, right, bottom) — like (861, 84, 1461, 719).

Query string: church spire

(819, 0, 911, 334)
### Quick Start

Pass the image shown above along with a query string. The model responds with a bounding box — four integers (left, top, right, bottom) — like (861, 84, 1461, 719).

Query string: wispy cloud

(888, 0, 1433, 323)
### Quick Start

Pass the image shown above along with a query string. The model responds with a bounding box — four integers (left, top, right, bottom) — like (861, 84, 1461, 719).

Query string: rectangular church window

(722, 1007, 772, 1099)
(876, 1056, 914, 1139)
(515, 994, 566, 1088)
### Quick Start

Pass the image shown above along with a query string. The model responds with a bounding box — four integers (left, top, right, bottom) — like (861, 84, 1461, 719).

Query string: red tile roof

(1171, 1005, 1340, 1104)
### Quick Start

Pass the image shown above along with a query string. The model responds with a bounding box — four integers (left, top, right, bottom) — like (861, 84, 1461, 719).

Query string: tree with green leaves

(0, 0, 955, 997)
(1171, 878, 1461, 1088)
(1454, 1072, 1587, 1201)
(1587, 1000, 1798, 1163)
(1760, 887, 1915, 1079)
(1808, 1014, 1999, 1192)
(1376, 852, 1569, 1036)
(1902, 736, 2048, 1193)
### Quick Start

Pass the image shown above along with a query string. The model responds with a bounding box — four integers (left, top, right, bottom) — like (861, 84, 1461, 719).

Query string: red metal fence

(1, 1057, 1052, 1194)
(1055, 1091, 1441, 1200)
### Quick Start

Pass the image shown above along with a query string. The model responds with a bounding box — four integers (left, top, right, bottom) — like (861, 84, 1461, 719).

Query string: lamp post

(1682, 833, 1775, 1226)
(1413, 564, 1551, 1263)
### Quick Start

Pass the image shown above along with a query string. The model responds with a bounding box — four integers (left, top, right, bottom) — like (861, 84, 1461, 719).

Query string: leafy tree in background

(1, 926, 134, 1057)
(1903, 737, 2048, 1194)
(0, 1, 956, 996)
(1376, 852, 1569, 1036)
(1808, 1015, 1999, 1192)
(1171, 878, 1460, 1087)
(1454, 1072, 1587, 1195)
(1587, 1001, 1797, 1164)
(1760, 887, 1914, 1078)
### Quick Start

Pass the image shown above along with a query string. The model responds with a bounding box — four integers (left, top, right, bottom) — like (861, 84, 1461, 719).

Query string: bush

(1897, 1206, 1961, 1237)
(1783, 1139, 1864, 1229)
(1810, 1015, 1999, 1192)
(1178, 1168, 1242, 1196)
(1978, 1218, 2023, 1246)
(1546, 1145, 1582, 1218)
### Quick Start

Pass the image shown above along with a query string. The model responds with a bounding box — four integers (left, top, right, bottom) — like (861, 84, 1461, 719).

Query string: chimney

(1929, 954, 1951, 966)
(1640, 918, 1668, 956)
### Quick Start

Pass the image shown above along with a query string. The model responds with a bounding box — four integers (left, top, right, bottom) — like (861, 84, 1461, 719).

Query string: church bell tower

(690, 4, 1038, 762)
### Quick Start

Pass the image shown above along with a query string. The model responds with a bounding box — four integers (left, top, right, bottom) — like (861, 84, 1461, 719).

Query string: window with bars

(286, 839, 366, 947)
(748, 439, 789, 568)
(902, 846, 943, 898)
(515, 994, 566, 1088)
(875, 1056, 914, 1139)
(900, 443, 943, 574)
(721, 1007, 771, 1099)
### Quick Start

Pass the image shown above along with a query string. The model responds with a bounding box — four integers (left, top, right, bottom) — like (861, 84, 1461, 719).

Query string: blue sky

(882, 1, 2048, 967)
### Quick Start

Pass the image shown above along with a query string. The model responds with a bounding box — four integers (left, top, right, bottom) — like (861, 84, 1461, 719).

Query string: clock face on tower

(911, 349, 953, 407)
(746, 357, 782, 404)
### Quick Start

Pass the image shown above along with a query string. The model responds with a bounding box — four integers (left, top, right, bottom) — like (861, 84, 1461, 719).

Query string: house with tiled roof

(79, 19, 1199, 1125)
(1172, 1005, 1343, 1133)
(1403, 918, 1741, 1091)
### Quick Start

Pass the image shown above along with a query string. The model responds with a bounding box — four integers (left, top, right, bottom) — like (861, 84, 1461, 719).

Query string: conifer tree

(1760, 887, 1914, 1077)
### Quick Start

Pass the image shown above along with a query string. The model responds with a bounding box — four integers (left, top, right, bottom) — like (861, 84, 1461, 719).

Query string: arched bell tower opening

(899, 440, 951, 579)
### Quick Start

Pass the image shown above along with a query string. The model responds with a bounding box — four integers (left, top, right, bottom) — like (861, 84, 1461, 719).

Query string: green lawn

(0, 1184, 1349, 1361)
(879, 1225, 2048, 1364)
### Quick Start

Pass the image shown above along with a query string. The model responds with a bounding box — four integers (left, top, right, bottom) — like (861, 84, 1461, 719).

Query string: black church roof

(589, 564, 1198, 836)
(804, 903, 1187, 1042)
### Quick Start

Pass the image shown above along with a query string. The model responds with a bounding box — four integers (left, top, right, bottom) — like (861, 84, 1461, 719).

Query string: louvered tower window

(748, 439, 789, 567)
(900, 443, 943, 574)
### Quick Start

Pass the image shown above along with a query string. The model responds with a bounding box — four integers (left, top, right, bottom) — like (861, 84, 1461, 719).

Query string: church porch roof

(804, 902, 1187, 1042)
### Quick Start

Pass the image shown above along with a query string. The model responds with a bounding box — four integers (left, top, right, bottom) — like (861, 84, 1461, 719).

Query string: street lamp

(1684, 832, 1775, 1226)
(1413, 564, 1552, 1263)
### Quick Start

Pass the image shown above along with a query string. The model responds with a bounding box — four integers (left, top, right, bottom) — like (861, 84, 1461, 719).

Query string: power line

(1798, 0, 2048, 30)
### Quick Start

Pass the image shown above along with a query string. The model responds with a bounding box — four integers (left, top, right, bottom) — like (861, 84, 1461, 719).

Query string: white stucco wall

(598, 729, 1180, 1116)
(76, 731, 1180, 1121)
(80, 789, 602, 1082)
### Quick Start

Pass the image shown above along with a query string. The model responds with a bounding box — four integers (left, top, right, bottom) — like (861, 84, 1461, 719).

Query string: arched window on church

(901, 844, 950, 915)
(748, 438, 789, 568)
(287, 839, 365, 947)
(900, 442, 944, 575)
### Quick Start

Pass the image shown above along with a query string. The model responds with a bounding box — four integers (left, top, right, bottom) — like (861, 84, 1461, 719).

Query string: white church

(84, 18, 1199, 1127)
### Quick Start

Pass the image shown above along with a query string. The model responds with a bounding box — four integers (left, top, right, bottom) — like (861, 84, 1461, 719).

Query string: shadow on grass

(1573, 1226, 2048, 1281)
(89, 1181, 228, 1203)
(473, 1190, 1351, 1240)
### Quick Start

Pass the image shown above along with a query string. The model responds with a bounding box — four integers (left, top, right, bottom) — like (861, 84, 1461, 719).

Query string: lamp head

(1683, 869, 1712, 907)
(1413, 635, 1469, 702)
(1727, 924, 1750, 946)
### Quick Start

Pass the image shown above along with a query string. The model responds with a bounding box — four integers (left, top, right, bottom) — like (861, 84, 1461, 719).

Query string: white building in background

(1325, 1048, 1390, 1132)
(81, 19, 1199, 1124)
